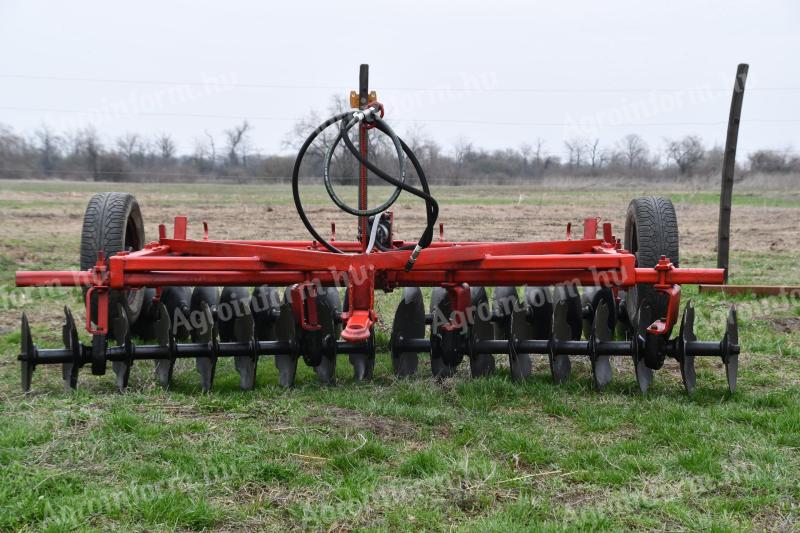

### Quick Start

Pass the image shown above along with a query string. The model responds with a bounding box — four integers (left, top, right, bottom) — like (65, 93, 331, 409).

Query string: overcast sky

(0, 0, 798, 160)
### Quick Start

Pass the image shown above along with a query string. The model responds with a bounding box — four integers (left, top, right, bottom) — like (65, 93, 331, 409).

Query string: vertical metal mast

(358, 64, 370, 250)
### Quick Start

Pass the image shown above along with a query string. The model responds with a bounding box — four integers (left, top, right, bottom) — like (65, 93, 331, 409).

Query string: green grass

(0, 180, 799, 531)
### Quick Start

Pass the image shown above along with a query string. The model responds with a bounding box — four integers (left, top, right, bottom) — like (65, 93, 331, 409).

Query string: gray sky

(1, 0, 798, 160)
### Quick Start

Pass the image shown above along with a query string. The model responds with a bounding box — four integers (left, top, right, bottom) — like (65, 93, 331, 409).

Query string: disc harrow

(14, 65, 742, 395)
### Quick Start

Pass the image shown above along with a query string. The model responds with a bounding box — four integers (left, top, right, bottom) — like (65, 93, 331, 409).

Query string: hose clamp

(404, 244, 423, 272)
(352, 103, 385, 127)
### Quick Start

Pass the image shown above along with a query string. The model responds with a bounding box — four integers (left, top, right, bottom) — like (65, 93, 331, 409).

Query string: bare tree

(192, 138, 211, 171)
(155, 133, 176, 161)
(283, 96, 357, 181)
(665, 135, 705, 176)
(71, 127, 102, 179)
(587, 138, 607, 175)
(618, 134, 649, 169)
(519, 142, 532, 166)
(224, 121, 250, 167)
(116, 133, 143, 163)
(748, 149, 793, 173)
(564, 137, 586, 168)
(533, 137, 546, 166)
(403, 124, 442, 178)
(206, 131, 216, 163)
(35, 126, 61, 176)
(451, 136, 473, 184)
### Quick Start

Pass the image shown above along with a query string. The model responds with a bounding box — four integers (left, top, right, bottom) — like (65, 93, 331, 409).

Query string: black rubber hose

(339, 116, 438, 250)
(291, 109, 438, 261)
(323, 115, 405, 217)
(291, 112, 351, 253)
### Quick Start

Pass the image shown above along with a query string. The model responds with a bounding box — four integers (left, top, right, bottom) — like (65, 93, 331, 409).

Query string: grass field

(1, 179, 799, 531)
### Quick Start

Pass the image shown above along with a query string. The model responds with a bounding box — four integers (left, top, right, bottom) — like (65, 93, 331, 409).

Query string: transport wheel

(623, 196, 679, 328)
(80, 192, 146, 338)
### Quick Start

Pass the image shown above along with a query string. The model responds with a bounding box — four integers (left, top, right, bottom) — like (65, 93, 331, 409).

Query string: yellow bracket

(350, 90, 378, 109)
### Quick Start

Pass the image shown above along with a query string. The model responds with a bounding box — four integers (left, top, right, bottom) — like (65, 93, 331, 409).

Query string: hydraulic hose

(291, 105, 439, 270)
(323, 111, 406, 217)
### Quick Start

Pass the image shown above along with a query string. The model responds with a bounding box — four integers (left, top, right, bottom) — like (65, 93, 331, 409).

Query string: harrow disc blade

(61, 306, 80, 391)
(233, 312, 257, 390)
(220, 287, 257, 389)
(20, 313, 34, 393)
(550, 299, 572, 384)
(509, 309, 533, 382)
(633, 301, 654, 394)
(678, 301, 697, 395)
(582, 287, 617, 341)
(251, 286, 279, 340)
(430, 287, 456, 378)
(153, 303, 175, 390)
(391, 287, 425, 377)
(525, 286, 553, 380)
(110, 303, 132, 392)
(132, 287, 159, 341)
(191, 287, 219, 392)
(191, 287, 219, 318)
(525, 286, 553, 338)
(493, 287, 531, 382)
(193, 302, 217, 392)
(315, 288, 340, 384)
(554, 285, 583, 339)
(217, 287, 257, 390)
(274, 297, 299, 387)
(218, 287, 248, 340)
(550, 285, 581, 384)
(725, 306, 739, 393)
(726, 355, 739, 394)
(469, 287, 495, 378)
(491, 287, 518, 323)
(581, 287, 598, 341)
(161, 286, 192, 341)
(615, 291, 631, 339)
(591, 299, 613, 390)
(251, 286, 280, 387)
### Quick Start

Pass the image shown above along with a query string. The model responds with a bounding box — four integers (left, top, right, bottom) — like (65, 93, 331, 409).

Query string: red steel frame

(15, 215, 725, 343)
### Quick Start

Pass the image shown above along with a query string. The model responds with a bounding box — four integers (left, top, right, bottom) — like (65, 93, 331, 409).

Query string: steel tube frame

(16, 235, 724, 290)
(15, 216, 725, 340)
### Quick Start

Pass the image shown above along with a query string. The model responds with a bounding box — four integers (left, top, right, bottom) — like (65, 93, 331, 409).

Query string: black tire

(624, 196, 679, 325)
(80, 193, 145, 336)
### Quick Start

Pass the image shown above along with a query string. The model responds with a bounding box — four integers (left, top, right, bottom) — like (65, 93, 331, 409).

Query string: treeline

(1, 100, 799, 184)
